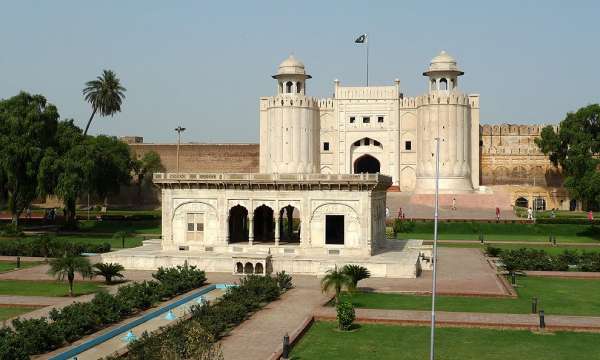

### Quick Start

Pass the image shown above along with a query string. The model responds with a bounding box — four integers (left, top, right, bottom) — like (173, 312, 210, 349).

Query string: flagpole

(430, 137, 440, 360)
(366, 34, 369, 86)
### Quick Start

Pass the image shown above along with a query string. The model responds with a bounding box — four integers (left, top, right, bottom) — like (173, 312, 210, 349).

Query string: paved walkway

(313, 307, 600, 332)
(220, 286, 328, 360)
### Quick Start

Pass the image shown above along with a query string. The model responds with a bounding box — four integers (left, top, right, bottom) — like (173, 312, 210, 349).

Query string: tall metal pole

(429, 137, 441, 360)
(366, 35, 369, 86)
(175, 126, 186, 175)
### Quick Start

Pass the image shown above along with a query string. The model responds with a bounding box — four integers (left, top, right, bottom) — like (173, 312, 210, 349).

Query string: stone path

(313, 307, 600, 332)
(220, 286, 328, 360)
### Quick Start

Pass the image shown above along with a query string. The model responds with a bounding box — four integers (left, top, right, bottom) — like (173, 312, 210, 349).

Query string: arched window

(236, 262, 243, 274)
(286, 81, 293, 93)
(228, 205, 249, 243)
(255, 263, 264, 274)
(431, 79, 436, 91)
(450, 79, 455, 90)
(439, 78, 448, 91)
(279, 205, 300, 244)
(515, 197, 528, 208)
(296, 82, 302, 93)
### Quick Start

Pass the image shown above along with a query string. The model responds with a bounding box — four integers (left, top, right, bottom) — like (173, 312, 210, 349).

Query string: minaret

(415, 51, 474, 192)
(259, 55, 320, 174)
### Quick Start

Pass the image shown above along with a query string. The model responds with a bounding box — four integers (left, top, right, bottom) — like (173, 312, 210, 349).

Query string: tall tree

(132, 151, 164, 200)
(82, 69, 126, 135)
(48, 254, 93, 297)
(536, 104, 600, 209)
(0, 92, 59, 226)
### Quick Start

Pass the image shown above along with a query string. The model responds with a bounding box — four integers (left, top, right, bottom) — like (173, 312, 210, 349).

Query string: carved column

(274, 214, 280, 246)
(248, 215, 254, 246)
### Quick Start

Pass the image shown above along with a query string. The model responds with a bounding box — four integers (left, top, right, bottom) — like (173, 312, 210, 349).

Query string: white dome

(273, 55, 311, 79)
(423, 50, 464, 75)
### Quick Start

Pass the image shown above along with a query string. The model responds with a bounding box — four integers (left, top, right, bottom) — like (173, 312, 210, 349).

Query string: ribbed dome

(423, 50, 464, 75)
(273, 55, 311, 79)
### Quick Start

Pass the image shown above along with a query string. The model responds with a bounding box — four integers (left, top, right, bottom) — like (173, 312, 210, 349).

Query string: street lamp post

(429, 137, 441, 360)
(174, 126, 186, 175)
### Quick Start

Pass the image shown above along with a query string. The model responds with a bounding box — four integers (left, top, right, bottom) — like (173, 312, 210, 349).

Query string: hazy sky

(1, 1, 598, 143)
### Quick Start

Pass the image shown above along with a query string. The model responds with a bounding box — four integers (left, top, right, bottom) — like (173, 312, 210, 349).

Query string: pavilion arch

(253, 204, 275, 243)
(310, 202, 361, 247)
(244, 262, 254, 274)
(171, 201, 218, 245)
(279, 204, 301, 244)
(354, 154, 380, 174)
(228, 205, 249, 243)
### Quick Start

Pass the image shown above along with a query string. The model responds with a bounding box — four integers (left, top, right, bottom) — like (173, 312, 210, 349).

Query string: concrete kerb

(268, 294, 334, 360)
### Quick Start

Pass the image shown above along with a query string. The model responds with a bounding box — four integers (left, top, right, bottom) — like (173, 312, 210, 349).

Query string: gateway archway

(354, 154, 380, 174)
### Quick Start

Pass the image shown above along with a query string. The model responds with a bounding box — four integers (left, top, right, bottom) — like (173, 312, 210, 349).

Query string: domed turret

(423, 50, 463, 93)
(272, 55, 311, 95)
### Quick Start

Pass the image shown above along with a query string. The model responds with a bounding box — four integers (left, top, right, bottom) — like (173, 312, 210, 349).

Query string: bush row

(76, 214, 159, 221)
(124, 272, 292, 360)
(0, 264, 207, 359)
(0, 236, 111, 257)
(535, 218, 600, 225)
(489, 247, 600, 272)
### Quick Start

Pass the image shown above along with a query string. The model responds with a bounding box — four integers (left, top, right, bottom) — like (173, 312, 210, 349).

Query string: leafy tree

(132, 151, 164, 200)
(0, 92, 59, 226)
(320, 266, 351, 303)
(93, 262, 125, 284)
(342, 264, 371, 292)
(536, 104, 600, 209)
(47, 254, 93, 297)
(82, 69, 126, 135)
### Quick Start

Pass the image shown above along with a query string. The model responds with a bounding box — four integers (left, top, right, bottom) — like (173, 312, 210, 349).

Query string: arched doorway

(534, 197, 546, 211)
(228, 205, 249, 243)
(354, 154, 380, 174)
(279, 205, 300, 244)
(254, 205, 274, 243)
(515, 197, 528, 208)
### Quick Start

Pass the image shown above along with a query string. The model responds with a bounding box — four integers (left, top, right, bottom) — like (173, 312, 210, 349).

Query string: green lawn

(437, 242, 600, 255)
(0, 306, 41, 321)
(55, 234, 144, 249)
(0, 261, 41, 273)
(290, 321, 600, 360)
(77, 219, 161, 234)
(0, 280, 102, 297)
(341, 277, 600, 316)
(396, 222, 600, 243)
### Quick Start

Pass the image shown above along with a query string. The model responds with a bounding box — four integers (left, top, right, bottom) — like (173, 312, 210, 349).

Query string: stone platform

(101, 239, 426, 278)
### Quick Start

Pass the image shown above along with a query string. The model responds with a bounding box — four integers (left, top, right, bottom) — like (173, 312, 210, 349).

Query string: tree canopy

(82, 69, 126, 135)
(535, 104, 600, 209)
(0, 92, 59, 225)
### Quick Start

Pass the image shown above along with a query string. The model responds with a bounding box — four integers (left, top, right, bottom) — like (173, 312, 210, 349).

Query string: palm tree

(320, 266, 351, 303)
(342, 264, 371, 292)
(48, 254, 93, 297)
(82, 69, 126, 135)
(93, 262, 125, 284)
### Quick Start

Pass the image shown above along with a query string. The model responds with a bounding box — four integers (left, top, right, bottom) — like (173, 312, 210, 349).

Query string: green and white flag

(355, 34, 367, 44)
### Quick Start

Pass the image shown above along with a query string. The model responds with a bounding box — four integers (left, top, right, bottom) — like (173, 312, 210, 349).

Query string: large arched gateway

(354, 154, 381, 174)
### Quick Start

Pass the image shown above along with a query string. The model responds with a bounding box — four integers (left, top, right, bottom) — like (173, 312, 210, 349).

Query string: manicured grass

(341, 277, 600, 316)
(77, 219, 161, 234)
(0, 306, 41, 321)
(55, 234, 144, 249)
(396, 222, 600, 243)
(436, 242, 600, 255)
(290, 321, 600, 360)
(0, 261, 41, 273)
(0, 280, 101, 297)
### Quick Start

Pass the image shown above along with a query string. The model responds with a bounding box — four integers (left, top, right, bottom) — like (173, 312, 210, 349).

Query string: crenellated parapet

(334, 85, 399, 100)
(480, 124, 557, 136)
(263, 94, 321, 109)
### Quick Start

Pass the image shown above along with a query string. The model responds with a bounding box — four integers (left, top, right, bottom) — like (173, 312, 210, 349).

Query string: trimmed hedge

(498, 248, 600, 272)
(0, 264, 206, 359)
(0, 237, 110, 257)
(124, 273, 292, 359)
(536, 218, 600, 225)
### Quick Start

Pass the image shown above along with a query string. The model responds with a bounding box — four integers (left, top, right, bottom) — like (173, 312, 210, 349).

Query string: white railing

(153, 172, 390, 183)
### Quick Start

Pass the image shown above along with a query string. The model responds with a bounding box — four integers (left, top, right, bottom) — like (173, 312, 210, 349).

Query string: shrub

(49, 302, 101, 342)
(0, 327, 28, 360)
(11, 318, 63, 355)
(91, 290, 123, 324)
(275, 271, 293, 291)
(0, 224, 24, 237)
(153, 263, 206, 298)
(484, 245, 502, 257)
(336, 300, 355, 331)
(116, 281, 161, 314)
(342, 264, 370, 291)
(385, 226, 394, 239)
(393, 219, 415, 235)
(93, 262, 125, 284)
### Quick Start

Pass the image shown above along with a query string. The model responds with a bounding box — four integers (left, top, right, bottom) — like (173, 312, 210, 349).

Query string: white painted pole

(429, 137, 440, 360)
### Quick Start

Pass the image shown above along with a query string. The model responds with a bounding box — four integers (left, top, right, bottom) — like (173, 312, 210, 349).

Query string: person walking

(451, 197, 457, 211)
(495, 207, 500, 221)
(385, 207, 390, 218)
(527, 207, 533, 220)
(588, 210, 594, 221)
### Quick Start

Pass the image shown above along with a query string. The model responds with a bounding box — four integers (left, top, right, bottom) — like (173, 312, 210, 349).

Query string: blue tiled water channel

(50, 283, 234, 360)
